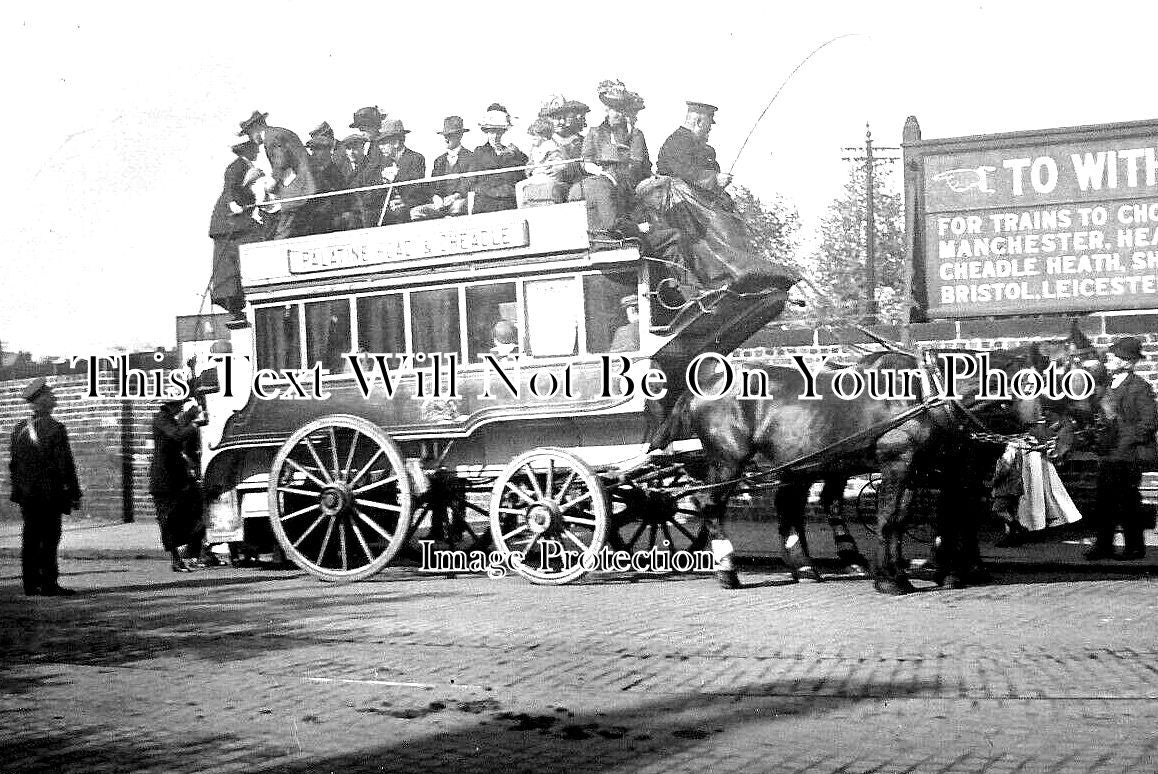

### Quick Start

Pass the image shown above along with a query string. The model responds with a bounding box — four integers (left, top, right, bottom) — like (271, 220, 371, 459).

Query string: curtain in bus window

(357, 295, 406, 356)
(465, 283, 517, 360)
(254, 304, 301, 371)
(304, 300, 351, 372)
(583, 273, 637, 353)
(411, 288, 461, 357)
(525, 278, 579, 357)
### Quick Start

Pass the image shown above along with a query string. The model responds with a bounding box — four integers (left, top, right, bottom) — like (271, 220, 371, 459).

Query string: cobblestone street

(2, 552, 1157, 773)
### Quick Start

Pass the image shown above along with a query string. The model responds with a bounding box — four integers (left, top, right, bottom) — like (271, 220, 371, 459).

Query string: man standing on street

(9, 378, 82, 596)
(149, 396, 209, 572)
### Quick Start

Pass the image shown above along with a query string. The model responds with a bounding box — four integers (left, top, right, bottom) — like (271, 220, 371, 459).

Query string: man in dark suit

(303, 122, 348, 234)
(1088, 336, 1158, 560)
(355, 119, 426, 226)
(411, 115, 475, 220)
(149, 397, 208, 572)
(656, 101, 732, 203)
(9, 378, 82, 596)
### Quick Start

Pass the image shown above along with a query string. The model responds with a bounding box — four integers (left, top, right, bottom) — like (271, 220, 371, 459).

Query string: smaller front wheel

(489, 448, 608, 584)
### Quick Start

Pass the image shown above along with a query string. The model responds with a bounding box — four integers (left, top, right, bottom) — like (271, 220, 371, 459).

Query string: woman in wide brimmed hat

(472, 103, 528, 213)
(570, 80, 652, 236)
(540, 95, 590, 185)
(1087, 335, 1158, 561)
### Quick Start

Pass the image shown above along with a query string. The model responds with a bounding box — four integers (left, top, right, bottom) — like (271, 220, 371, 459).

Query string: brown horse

(661, 345, 1066, 594)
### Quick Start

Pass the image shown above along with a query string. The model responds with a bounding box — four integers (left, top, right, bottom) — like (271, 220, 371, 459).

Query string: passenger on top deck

(540, 95, 589, 188)
(516, 117, 565, 208)
(237, 111, 318, 240)
(209, 140, 265, 318)
(472, 104, 528, 214)
(303, 122, 348, 234)
(569, 81, 650, 239)
(355, 119, 427, 227)
(349, 106, 386, 165)
(411, 116, 476, 220)
(656, 102, 730, 201)
(335, 133, 368, 229)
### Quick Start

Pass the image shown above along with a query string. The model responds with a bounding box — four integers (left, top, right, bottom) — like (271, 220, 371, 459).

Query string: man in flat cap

(9, 378, 82, 596)
(1088, 336, 1158, 560)
(609, 295, 641, 353)
(657, 101, 731, 202)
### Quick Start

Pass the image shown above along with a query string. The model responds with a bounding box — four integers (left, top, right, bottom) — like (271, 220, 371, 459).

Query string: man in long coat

(656, 101, 732, 203)
(149, 397, 207, 572)
(1087, 336, 1158, 560)
(9, 378, 82, 596)
(354, 119, 427, 226)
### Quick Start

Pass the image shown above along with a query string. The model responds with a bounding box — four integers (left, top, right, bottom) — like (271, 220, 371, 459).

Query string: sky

(2, 0, 1156, 357)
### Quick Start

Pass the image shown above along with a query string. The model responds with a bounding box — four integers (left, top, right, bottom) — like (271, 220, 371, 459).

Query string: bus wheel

(489, 448, 608, 585)
(267, 415, 412, 582)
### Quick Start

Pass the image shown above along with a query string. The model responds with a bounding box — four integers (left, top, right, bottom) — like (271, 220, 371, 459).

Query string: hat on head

(624, 91, 645, 114)
(1109, 336, 1144, 362)
(479, 107, 512, 130)
(597, 79, 633, 110)
(350, 106, 384, 130)
(374, 119, 409, 141)
(620, 294, 639, 309)
(686, 101, 718, 119)
(541, 95, 591, 117)
(237, 110, 269, 136)
(231, 139, 258, 158)
(438, 115, 469, 135)
(527, 117, 554, 139)
(338, 133, 365, 148)
(306, 121, 335, 148)
(21, 377, 49, 402)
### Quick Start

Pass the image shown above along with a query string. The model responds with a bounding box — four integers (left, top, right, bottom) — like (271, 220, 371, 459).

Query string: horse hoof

(794, 565, 823, 583)
(873, 577, 913, 596)
(939, 573, 965, 589)
(716, 570, 741, 590)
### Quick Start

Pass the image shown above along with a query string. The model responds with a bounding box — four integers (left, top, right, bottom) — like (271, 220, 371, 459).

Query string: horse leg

(874, 458, 916, 595)
(701, 460, 744, 590)
(774, 482, 821, 582)
(820, 475, 870, 576)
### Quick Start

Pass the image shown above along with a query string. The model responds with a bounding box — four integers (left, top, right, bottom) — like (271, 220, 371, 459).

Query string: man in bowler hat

(9, 378, 82, 596)
(1088, 336, 1158, 560)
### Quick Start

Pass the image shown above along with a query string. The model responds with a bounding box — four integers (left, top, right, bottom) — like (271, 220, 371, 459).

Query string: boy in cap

(9, 378, 82, 596)
(1088, 335, 1158, 560)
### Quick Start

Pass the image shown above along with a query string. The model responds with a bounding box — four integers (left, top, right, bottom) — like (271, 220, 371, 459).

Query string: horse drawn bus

(197, 192, 798, 585)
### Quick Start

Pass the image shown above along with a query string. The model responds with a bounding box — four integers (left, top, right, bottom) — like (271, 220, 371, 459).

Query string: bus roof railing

(247, 157, 584, 210)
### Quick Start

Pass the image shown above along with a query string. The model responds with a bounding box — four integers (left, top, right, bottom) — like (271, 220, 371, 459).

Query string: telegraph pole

(842, 123, 900, 323)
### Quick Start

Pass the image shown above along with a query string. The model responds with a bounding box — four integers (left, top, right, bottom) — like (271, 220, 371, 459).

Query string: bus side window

(255, 304, 302, 371)
(524, 278, 580, 357)
(583, 273, 637, 353)
(357, 294, 406, 367)
(412, 288, 461, 359)
(466, 283, 517, 361)
(304, 300, 351, 373)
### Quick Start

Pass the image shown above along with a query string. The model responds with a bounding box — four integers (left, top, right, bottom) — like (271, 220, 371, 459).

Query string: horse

(659, 344, 1076, 594)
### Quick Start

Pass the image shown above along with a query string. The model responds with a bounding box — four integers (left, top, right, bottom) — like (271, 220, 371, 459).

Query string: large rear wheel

(267, 415, 411, 582)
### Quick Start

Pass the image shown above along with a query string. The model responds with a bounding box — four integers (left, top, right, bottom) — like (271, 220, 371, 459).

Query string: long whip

(728, 33, 863, 175)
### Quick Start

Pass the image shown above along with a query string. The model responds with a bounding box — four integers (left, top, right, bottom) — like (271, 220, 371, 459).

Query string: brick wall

(0, 373, 160, 523)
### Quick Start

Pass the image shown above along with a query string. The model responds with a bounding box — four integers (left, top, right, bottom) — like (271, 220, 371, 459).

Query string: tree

(807, 162, 906, 324)
(732, 185, 803, 274)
